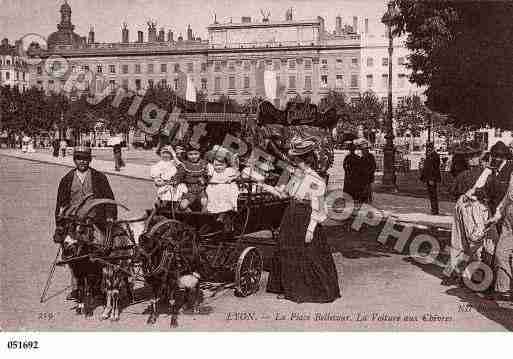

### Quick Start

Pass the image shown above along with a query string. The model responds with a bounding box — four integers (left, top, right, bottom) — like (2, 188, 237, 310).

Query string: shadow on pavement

(403, 257, 513, 331)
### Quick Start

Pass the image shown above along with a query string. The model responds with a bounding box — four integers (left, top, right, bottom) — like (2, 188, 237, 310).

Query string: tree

(348, 90, 384, 131)
(394, 94, 427, 136)
(392, 0, 513, 129)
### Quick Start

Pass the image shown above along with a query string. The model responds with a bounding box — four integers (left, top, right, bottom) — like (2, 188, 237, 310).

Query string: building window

(320, 75, 328, 88)
(148, 79, 154, 88)
(398, 57, 405, 65)
(23, 72, 26, 81)
(382, 74, 389, 88)
(398, 74, 406, 88)
(135, 79, 141, 90)
(336, 74, 343, 88)
(273, 60, 280, 71)
(351, 58, 358, 66)
(201, 63, 207, 72)
(122, 64, 129, 74)
(321, 59, 328, 70)
(6, 72, 10, 80)
(304, 76, 312, 90)
(160, 79, 167, 87)
(37, 66, 43, 75)
(350, 74, 358, 88)
(382, 57, 388, 66)
(304, 59, 312, 70)
(228, 76, 236, 89)
(161, 63, 167, 73)
(244, 76, 250, 89)
(109, 65, 116, 73)
(289, 75, 296, 89)
(148, 63, 154, 73)
(6, 59, 11, 65)
(134, 64, 141, 74)
(495, 128, 502, 137)
(187, 63, 193, 73)
(214, 77, 221, 92)
(83, 65, 90, 71)
(214, 62, 221, 72)
(243, 61, 251, 71)
(109, 80, 116, 92)
(201, 78, 207, 90)
(37, 80, 43, 88)
(367, 57, 374, 67)
(288, 60, 296, 70)
(366, 74, 373, 88)
(228, 61, 235, 71)
(174, 63, 180, 73)
(97, 65, 103, 73)
(122, 79, 129, 90)
(16, 71, 19, 80)
(335, 58, 343, 69)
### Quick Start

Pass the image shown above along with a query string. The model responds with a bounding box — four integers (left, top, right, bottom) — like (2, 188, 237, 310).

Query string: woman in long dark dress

(263, 138, 341, 303)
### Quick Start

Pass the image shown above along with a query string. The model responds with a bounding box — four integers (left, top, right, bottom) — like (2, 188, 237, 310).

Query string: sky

(0, 0, 389, 44)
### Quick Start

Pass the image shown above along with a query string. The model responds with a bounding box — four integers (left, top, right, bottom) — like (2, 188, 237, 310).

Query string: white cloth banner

(264, 70, 277, 101)
(185, 75, 196, 102)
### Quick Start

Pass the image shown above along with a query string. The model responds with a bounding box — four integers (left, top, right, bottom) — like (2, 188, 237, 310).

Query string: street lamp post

(381, 1, 399, 190)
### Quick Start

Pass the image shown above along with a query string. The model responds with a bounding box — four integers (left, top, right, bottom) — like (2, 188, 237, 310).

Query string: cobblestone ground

(1, 156, 512, 331)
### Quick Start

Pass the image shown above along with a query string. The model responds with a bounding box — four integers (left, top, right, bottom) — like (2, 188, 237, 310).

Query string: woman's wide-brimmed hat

(353, 138, 370, 149)
(185, 141, 201, 153)
(160, 145, 173, 155)
(288, 136, 317, 156)
(490, 141, 511, 159)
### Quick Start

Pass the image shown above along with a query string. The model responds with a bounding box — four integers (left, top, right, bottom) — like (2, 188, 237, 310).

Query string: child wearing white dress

(206, 156, 240, 213)
(150, 146, 187, 204)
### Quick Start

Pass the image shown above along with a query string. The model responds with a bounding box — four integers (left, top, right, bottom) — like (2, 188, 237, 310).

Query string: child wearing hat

(205, 150, 240, 214)
(178, 143, 210, 211)
(150, 146, 187, 206)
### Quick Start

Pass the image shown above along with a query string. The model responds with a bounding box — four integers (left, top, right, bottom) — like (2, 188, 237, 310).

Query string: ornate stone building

(29, 2, 423, 106)
(0, 39, 30, 91)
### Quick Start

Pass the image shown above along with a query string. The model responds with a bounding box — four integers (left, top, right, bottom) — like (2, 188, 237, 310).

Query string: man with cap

(420, 142, 441, 215)
(54, 146, 117, 300)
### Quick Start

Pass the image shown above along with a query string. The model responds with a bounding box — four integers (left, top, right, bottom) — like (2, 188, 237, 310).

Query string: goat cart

(146, 179, 289, 298)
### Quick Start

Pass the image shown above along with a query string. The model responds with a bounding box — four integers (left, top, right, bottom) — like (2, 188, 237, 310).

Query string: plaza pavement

(0, 148, 454, 230)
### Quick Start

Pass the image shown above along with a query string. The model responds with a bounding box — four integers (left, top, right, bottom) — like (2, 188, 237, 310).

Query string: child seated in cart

(150, 146, 187, 207)
(206, 148, 240, 214)
(178, 143, 210, 212)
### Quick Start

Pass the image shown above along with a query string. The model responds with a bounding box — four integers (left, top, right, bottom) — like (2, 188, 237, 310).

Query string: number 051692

(7, 340, 39, 350)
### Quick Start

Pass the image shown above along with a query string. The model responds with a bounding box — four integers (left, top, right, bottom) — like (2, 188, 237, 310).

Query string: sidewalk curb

(0, 152, 152, 183)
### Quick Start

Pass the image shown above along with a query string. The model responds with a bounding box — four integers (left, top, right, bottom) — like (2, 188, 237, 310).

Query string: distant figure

(420, 143, 441, 215)
(343, 142, 366, 203)
(113, 143, 125, 171)
(60, 139, 67, 157)
(450, 153, 469, 179)
(361, 140, 377, 203)
(52, 138, 60, 157)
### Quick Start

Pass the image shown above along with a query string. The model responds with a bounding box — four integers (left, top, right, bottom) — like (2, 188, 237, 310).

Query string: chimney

(352, 16, 358, 33)
(178, 33, 183, 41)
(158, 28, 165, 42)
(364, 18, 369, 33)
(88, 26, 95, 44)
(148, 22, 157, 42)
(122, 23, 129, 43)
(336, 15, 342, 33)
(317, 16, 325, 34)
(1, 38, 9, 47)
(187, 25, 193, 41)
(241, 16, 251, 23)
(167, 30, 174, 42)
(137, 31, 144, 43)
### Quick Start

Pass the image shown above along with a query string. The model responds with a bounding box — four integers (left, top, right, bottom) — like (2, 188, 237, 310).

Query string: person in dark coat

(361, 140, 377, 203)
(54, 146, 117, 300)
(450, 153, 470, 179)
(52, 138, 60, 157)
(343, 142, 367, 203)
(113, 142, 125, 171)
(265, 137, 341, 303)
(420, 143, 441, 215)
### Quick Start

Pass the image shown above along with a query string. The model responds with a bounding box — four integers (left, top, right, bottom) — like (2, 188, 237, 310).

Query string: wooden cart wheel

(234, 247, 263, 297)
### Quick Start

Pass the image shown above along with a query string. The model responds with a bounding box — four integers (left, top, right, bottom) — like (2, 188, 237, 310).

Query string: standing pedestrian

(60, 138, 67, 157)
(343, 142, 366, 203)
(113, 142, 124, 171)
(420, 142, 441, 215)
(264, 137, 341, 303)
(52, 138, 60, 157)
(361, 140, 377, 203)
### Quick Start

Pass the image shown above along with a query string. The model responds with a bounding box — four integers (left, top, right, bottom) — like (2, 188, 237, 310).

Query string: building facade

(29, 2, 424, 107)
(0, 38, 30, 91)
